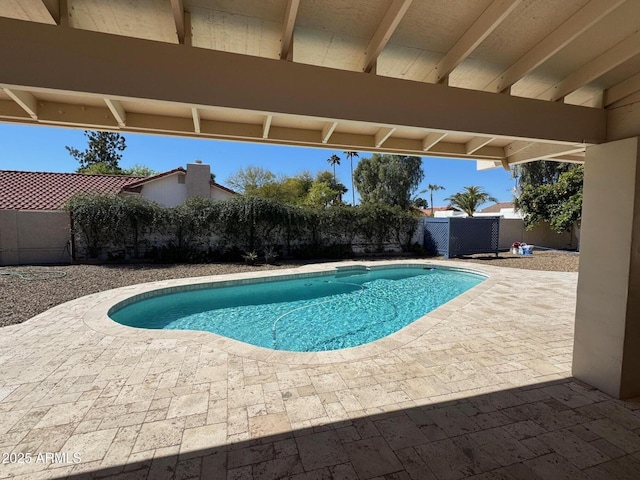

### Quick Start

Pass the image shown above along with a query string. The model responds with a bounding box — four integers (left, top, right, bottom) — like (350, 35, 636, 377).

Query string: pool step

(335, 265, 371, 278)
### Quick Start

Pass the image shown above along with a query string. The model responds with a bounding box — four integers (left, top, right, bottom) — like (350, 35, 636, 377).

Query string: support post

(573, 137, 640, 398)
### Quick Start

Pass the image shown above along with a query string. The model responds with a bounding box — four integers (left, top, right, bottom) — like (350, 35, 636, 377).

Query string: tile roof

(480, 202, 515, 213)
(0, 170, 142, 210)
(121, 167, 185, 190)
(0, 169, 237, 210)
(416, 206, 454, 216)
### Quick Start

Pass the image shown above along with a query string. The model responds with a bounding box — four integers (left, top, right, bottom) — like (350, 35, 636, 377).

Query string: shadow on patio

(52, 377, 640, 480)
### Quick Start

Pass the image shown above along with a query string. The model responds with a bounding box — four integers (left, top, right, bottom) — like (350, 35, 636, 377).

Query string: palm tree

(427, 184, 445, 216)
(344, 151, 359, 205)
(327, 154, 341, 183)
(445, 186, 498, 217)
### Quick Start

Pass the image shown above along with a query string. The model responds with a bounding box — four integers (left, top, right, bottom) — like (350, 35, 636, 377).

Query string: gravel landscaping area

(0, 250, 578, 328)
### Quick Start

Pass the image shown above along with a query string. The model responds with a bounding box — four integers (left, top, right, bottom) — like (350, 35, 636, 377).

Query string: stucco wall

(0, 210, 71, 265)
(499, 218, 577, 250)
(139, 173, 187, 207)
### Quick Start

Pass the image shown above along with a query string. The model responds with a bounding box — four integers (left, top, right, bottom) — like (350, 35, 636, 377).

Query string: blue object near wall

(424, 217, 500, 258)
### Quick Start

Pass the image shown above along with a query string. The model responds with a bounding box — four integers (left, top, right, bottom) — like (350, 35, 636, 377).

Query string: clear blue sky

(0, 123, 516, 207)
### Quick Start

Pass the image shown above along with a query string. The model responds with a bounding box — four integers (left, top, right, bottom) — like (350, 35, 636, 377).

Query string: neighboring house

(474, 202, 523, 219)
(0, 161, 235, 265)
(417, 206, 456, 217)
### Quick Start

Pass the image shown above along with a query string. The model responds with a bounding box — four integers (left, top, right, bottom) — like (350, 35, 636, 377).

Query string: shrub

(388, 206, 421, 252)
(64, 193, 124, 258)
(216, 196, 291, 251)
(356, 203, 396, 252)
(162, 196, 219, 260)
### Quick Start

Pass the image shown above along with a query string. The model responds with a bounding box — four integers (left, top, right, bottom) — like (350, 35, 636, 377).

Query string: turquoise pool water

(109, 266, 484, 352)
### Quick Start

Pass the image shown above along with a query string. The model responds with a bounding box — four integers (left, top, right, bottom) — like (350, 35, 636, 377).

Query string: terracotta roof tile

(0, 171, 142, 210)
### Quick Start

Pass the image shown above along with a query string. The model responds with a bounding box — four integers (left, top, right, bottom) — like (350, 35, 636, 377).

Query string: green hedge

(65, 194, 422, 262)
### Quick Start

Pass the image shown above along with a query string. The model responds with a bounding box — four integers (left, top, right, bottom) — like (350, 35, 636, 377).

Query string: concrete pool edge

(74, 260, 497, 365)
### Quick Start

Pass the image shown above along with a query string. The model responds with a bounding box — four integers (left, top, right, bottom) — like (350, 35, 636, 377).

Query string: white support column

(573, 136, 640, 399)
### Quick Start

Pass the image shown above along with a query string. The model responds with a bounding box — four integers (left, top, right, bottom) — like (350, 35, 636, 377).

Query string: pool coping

(79, 260, 497, 365)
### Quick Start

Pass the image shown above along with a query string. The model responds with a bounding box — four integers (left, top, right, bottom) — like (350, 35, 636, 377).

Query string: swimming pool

(109, 265, 485, 352)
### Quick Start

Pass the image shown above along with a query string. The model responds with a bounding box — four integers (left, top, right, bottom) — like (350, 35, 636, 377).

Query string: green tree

(226, 166, 276, 194)
(123, 164, 157, 176)
(305, 181, 339, 207)
(66, 131, 126, 173)
(75, 162, 122, 175)
(411, 197, 428, 209)
(327, 154, 341, 183)
(313, 170, 347, 205)
(515, 164, 583, 233)
(353, 154, 424, 209)
(344, 151, 359, 205)
(248, 170, 346, 207)
(445, 186, 498, 217)
(426, 184, 445, 216)
(512, 161, 574, 188)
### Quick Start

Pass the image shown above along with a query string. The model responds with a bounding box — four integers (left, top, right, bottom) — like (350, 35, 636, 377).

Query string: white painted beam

(374, 127, 396, 147)
(476, 160, 503, 170)
(424, 0, 521, 84)
(507, 143, 585, 165)
(540, 30, 640, 102)
(465, 136, 494, 154)
(551, 154, 585, 163)
(3, 88, 38, 119)
(280, 0, 300, 60)
(262, 115, 273, 139)
(361, 0, 413, 73)
(170, 0, 185, 44)
(321, 122, 338, 143)
(504, 140, 532, 157)
(607, 90, 640, 110)
(484, 0, 626, 93)
(604, 71, 640, 107)
(607, 98, 640, 141)
(104, 98, 126, 127)
(191, 107, 200, 133)
(422, 132, 447, 151)
(0, 17, 607, 144)
(0, 98, 510, 160)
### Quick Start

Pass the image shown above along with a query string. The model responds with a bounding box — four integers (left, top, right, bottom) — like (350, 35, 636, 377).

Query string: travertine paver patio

(1, 260, 639, 479)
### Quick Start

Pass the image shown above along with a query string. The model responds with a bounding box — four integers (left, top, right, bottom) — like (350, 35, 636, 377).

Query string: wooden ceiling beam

(541, 30, 640, 102)
(361, 0, 413, 73)
(3, 88, 38, 119)
(484, 0, 626, 93)
(280, 0, 300, 60)
(424, 0, 521, 84)
(604, 71, 640, 107)
(104, 98, 126, 127)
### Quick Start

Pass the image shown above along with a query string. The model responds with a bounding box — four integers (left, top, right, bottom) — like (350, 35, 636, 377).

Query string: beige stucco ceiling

(1, 0, 639, 168)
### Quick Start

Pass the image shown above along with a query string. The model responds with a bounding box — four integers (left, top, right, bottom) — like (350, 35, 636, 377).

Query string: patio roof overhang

(0, 0, 639, 170)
